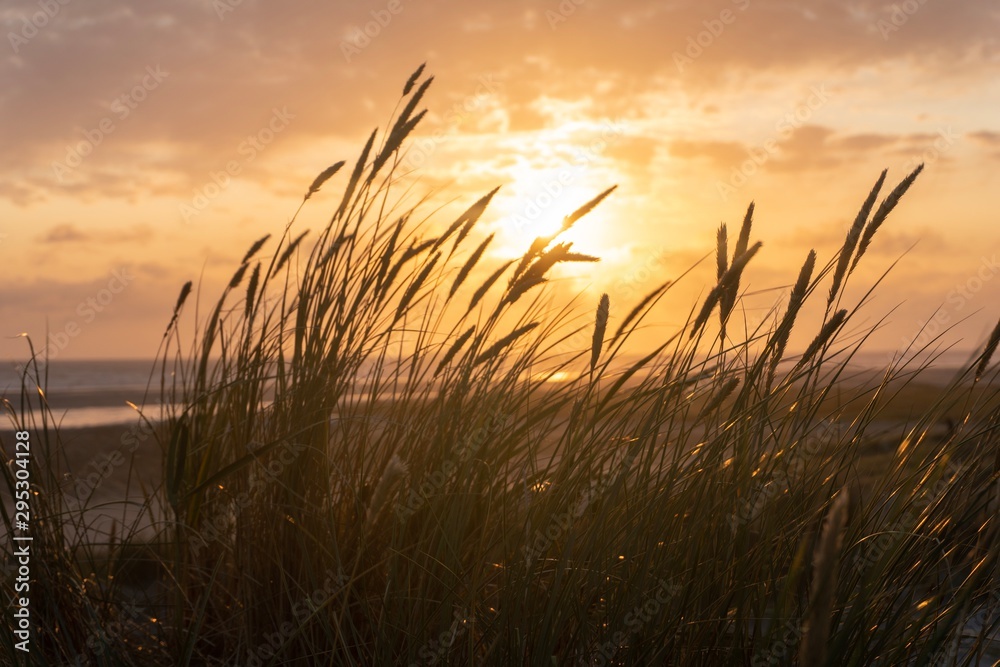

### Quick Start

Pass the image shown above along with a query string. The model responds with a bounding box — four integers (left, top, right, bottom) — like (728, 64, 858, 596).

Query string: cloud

(1, 0, 996, 206)
(837, 133, 898, 152)
(784, 223, 951, 258)
(41, 224, 88, 243)
(666, 125, 963, 177)
(1, 0, 998, 359)
(668, 138, 747, 170)
(38, 223, 154, 245)
(969, 130, 1000, 146)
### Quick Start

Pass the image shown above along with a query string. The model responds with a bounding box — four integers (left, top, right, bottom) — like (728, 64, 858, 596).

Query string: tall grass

(4, 65, 1000, 666)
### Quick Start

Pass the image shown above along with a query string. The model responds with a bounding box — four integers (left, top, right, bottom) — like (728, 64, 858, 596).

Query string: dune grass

(3, 65, 1000, 666)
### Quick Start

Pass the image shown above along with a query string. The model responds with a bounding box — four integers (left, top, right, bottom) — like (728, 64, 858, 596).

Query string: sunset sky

(2, 0, 999, 363)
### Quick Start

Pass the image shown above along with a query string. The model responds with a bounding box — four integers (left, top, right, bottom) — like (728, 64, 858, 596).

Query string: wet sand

(2, 423, 164, 546)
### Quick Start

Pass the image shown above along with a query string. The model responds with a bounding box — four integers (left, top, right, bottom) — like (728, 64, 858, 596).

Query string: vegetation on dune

(3, 64, 1000, 666)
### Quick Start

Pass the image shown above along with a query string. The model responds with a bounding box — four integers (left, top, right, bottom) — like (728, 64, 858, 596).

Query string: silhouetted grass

(3, 66, 1000, 666)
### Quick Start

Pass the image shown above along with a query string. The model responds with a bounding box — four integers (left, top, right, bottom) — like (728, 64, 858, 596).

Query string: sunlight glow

(493, 120, 628, 258)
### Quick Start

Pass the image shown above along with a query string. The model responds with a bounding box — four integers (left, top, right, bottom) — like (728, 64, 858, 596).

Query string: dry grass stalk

(508, 243, 599, 304)
(717, 223, 729, 282)
(449, 233, 494, 300)
(828, 170, 887, 306)
(435, 326, 476, 377)
(612, 279, 672, 343)
(590, 294, 610, 375)
(734, 201, 754, 260)
(770, 249, 817, 375)
(335, 128, 377, 221)
(468, 260, 514, 313)
(800, 488, 850, 667)
(304, 161, 345, 201)
(394, 251, 442, 321)
(474, 322, 539, 366)
(723, 203, 755, 322)
(511, 187, 616, 283)
(244, 262, 261, 321)
(435, 186, 500, 257)
(697, 376, 739, 419)
(562, 185, 617, 232)
(851, 164, 924, 272)
(273, 230, 310, 276)
(975, 316, 1000, 382)
(241, 234, 272, 265)
(402, 62, 426, 96)
(163, 280, 193, 337)
(228, 262, 250, 289)
(796, 309, 847, 370)
(365, 455, 409, 529)
(690, 241, 762, 338)
(373, 77, 433, 175)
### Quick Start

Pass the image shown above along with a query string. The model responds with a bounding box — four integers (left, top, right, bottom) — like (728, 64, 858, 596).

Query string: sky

(2, 0, 999, 364)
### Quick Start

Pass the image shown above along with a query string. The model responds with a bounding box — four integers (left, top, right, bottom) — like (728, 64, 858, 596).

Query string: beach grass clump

(3, 65, 1000, 665)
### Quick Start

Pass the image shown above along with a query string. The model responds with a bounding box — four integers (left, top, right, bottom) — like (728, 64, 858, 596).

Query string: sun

(496, 172, 611, 255)
(489, 122, 630, 266)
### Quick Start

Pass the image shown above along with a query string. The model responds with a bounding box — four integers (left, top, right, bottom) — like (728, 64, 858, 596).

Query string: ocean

(0, 356, 969, 430)
(0, 359, 162, 429)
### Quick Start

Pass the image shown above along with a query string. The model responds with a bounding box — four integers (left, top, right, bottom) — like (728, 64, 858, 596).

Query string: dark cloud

(667, 125, 963, 176)
(783, 222, 951, 258)
(969, 131, 1000, 146)
(38, 223, 154, 245)
(41, 224, 88, 243)
(838, 133, 897, 152)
